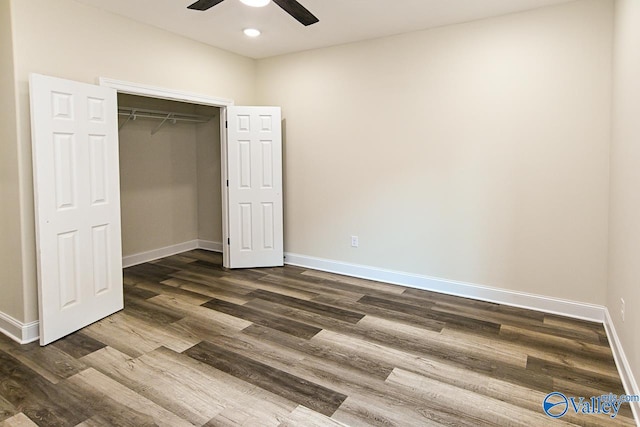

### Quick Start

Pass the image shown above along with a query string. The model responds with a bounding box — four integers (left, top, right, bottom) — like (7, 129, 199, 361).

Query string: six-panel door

(226, 106, 284, 268)
(30, 74, 124, 345)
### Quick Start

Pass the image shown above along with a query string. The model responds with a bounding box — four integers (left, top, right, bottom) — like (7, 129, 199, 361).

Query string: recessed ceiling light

(239, 0, 270, 7)
(243, 28, 261, 37)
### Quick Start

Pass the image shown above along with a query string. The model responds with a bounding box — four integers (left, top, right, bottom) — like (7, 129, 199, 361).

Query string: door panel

(30, 74, 123, 345)
(227, 106, 283, 268)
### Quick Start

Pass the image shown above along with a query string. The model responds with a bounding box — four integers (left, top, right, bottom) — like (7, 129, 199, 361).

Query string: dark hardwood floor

(0, 250, 636, 426)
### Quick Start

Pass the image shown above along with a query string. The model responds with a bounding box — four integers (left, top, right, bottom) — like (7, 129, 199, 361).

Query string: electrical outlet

(351, 236, 359, 248)
(621, 298, 625, 322)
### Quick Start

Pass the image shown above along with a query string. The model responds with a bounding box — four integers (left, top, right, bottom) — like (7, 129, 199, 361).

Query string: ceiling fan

(187, 0, 319, 26)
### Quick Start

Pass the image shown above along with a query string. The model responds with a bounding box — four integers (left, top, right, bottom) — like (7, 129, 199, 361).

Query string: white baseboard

(283, 252, 606, 323)
(122, 240, 200, 268)
(604, 309, 640, 423)
(0, 311, 39, 344)
(122, 240, 224, 268)
(197, 239, 224, 253)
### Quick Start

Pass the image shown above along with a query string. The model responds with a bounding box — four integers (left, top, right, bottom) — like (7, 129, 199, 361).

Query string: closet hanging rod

(118, 107, 212, 122)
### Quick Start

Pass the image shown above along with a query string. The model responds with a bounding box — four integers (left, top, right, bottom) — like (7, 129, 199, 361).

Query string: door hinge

(225, 121, 228, 129)
(227, 238, 230, 245)
(226, 179, 229, 187)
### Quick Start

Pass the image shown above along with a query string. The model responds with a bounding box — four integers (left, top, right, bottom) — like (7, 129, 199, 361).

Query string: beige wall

(0, 0, 24, 321)
(608, 0, 640, 394)
(256, 0, 613, 304)
(120, 116, 197, 257)
(7, 0, 256, 323)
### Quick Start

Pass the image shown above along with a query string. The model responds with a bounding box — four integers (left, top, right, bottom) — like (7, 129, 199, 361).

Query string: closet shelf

(118, 106, 214, 134)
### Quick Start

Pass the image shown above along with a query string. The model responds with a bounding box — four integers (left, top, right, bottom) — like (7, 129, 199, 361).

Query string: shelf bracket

(151, 113, 175, 135)
(118, 110, 136, 131)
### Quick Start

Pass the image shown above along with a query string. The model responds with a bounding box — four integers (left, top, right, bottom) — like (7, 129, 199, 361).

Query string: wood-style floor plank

(330, 396, 443, 427)
(148, 294, 252, 331)
(246, 296, 528, 374)
(82, 311, 200, 357)
(359, 294, 502, 336)
(161, 277, 253, 305)
(132, 280, 213, 306)
(0, 350, 87, 426)
(123, 295, 185, 325)
(0, 413, 38, 427)
(1, 250, 635, 426)
(526, 356, 627, 396)
(248, 289, 366, 324)
(0, 339, 87, 385)
(311, 293, 445, 332)
(300, 269, 407, 295)
(202, 298, 322, 339)
(385, 368, 573, 427)
(243, 324, 395, 381)
(83, 345, 296, 426)
(498, 324, 616, 363)
(67, 367, 193, 427)
(259, 274, 366, 300)
(50, 332, 106, 360)
(185, 340, 347, 416)
(0, 394, 17, 423)
(310, 328, 556, 406)
(278, 405, 349, 427)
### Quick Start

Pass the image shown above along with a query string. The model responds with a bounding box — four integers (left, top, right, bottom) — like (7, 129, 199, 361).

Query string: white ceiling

(73, 0, 576, 59)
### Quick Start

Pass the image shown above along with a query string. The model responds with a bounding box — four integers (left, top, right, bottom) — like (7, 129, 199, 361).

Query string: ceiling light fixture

(239, 0, 271, 7)
(243, 28, 261, 37)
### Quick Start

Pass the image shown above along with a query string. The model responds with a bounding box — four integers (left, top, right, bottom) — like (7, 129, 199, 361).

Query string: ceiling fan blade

(272, 0, 319, 26)
(187, 0, 225, 11)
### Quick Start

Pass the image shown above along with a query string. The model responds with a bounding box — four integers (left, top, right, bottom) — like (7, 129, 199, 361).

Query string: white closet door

(30, 73, 123, 345)
(226, 106, 284, 268)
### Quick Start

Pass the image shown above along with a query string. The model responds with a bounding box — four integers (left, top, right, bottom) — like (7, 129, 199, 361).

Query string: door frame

(99, 77, 234, 268)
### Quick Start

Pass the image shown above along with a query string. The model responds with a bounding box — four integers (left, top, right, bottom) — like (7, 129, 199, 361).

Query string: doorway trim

(99, 77, 234, 268)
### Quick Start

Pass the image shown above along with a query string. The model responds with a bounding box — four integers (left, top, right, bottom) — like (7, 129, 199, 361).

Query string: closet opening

(117, 93, 224, 268)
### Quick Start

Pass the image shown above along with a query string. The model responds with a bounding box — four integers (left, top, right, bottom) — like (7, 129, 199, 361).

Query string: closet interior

(117, 93, 221, 261)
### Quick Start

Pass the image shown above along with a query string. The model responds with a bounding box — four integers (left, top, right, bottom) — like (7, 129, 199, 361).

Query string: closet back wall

(118, 94, 220, 257)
